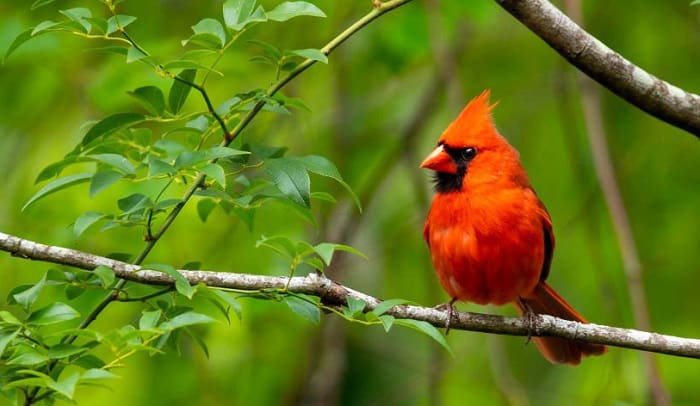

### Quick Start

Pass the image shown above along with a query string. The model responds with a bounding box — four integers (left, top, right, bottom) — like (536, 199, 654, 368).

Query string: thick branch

(494, 0, 700, 138)
(2, 231, 699, 360)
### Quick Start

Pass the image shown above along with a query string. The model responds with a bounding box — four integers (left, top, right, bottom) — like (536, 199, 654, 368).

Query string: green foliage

(256, 235, 366, 275)
(0, 266, 233, 403)
(0, 1, 406, 404)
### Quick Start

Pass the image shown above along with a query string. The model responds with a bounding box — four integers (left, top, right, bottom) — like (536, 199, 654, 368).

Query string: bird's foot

(518, 298, 537, 345)
(434, 297, 458, 335)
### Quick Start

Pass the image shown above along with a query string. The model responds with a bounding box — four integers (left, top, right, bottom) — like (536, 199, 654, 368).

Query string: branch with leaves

(2, 1, 415, 404)
(494, 0, 700, 137)
(2, 231, 700, 360)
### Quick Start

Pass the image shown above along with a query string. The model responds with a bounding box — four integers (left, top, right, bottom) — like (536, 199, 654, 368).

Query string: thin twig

(2, 231, 700, 359)
(494, 0, 700, 137)
(115, 286, 174, 302)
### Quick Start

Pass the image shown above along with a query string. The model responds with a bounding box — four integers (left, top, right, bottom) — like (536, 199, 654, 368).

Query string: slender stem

(171, 75, 230, 138)
(116, 287, 174, 302)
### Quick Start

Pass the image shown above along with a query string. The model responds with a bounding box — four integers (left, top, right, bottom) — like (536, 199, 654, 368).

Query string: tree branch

(2, 231, 700, 360)
(494, 0, 700, 138)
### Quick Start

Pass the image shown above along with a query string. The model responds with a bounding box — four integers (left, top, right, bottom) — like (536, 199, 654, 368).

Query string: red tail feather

(515, 283, 607, 365)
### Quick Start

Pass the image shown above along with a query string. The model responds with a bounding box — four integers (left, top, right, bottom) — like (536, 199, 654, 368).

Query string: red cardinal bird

(421, 90, 606, 365)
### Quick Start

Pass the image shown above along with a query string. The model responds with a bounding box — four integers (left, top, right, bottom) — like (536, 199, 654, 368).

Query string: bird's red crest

(439, 89, 500, 148)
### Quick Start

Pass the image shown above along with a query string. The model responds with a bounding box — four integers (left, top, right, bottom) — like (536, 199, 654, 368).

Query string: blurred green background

(1, 0, 699, 404)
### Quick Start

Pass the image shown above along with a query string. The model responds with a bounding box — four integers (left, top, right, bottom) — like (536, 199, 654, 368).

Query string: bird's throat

(432, 166, 466, 193)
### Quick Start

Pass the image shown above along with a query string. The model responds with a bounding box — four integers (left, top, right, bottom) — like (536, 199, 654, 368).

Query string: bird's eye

(461, 147, 477, 161)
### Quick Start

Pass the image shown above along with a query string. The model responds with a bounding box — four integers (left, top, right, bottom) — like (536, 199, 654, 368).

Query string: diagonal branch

(494, 0, 700, 138)
(2, 231, 700, 360)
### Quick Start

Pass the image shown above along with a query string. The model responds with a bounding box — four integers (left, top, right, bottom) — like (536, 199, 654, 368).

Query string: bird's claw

(518, 298, 537, 345)
(435, 297, 458, 335)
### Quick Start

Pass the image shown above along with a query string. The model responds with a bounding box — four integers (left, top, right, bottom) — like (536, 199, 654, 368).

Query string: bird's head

(420, 90, 518, 193)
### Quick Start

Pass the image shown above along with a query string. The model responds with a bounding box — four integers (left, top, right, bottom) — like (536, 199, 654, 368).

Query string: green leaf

(22, 173, 92, 211)
(174, 150, 207, 168)
(266, 1, 326, 22)
(7, 349, 49, 366)
(312, 243, 335, 266)
(49, 371, 79, 400)
(35, 156, 82, 183)
(168, 69, 197, 114)
(139, 309, 162, 330)
(59, 8, 92, 33)
(265, 157, 310, 207)
(188, 18, 226, 49)
(143, 263, 194, 299)
(310, 191, 336, 203)
(81, 368, 118, 381)
(223, 0, 267, 31)
(74, 354, 106, 369)
(201, 163, 226, 188)
(90, 170, 123, 197)
(47, 344, 86, 360)
(155, 199, 182, 211)
(379, 315, 394, 332)
(31, 0, 57, 9)
(692, 0, 700, 5)
(197, 199, 217, 222)
(87, 153, 135, 174)
(247, 40, 282, 62)
(372, 298, 411, 316)
(148, 157, 176, 177)
(129, 86, 165, 116)
(32, 20, 61, 36)
(274, 94, 311, 113)
(93, 265, 116, 288)
(117, 193, 152, 213)
(82, 112, 145, 145)
(284, 296, 320, 324)
(0, 330, 18, 357)
(395, 319, 452, 355)
(65, 285, 85, 300)
(296, 155, 361, 211)
(159, 312, 216, 331)
(346, 296, 366, 316)
(27, 302, 80, 326)
(211, 290, 242, 321)
(303, 257, 325, 272)
(73, 211, 105, 237)
(312, 242, 366, 266)
(182, 115, 210, 134)
(3, 28, 32, 63)
(203, 146, 250, 160)
(126, 46, 147, 63)
(0, 310, 22, 325)
(85, 17, 108, 34)
(12, 274, 46, 312)
(106, 14, 137, 35)
(256, 235, 297, 258)
(289, 48, 327, 63)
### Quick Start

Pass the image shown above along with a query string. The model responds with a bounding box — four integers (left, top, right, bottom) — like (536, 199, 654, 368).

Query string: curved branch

(2, 231, 699, 360)
(494, 0, 700, 138)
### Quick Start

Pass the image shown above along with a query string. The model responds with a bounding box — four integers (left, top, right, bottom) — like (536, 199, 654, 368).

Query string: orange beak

(420, 145, 457, 173)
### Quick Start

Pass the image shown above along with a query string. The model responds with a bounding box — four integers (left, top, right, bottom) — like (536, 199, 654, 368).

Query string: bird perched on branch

(421, 90, 606, 365)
